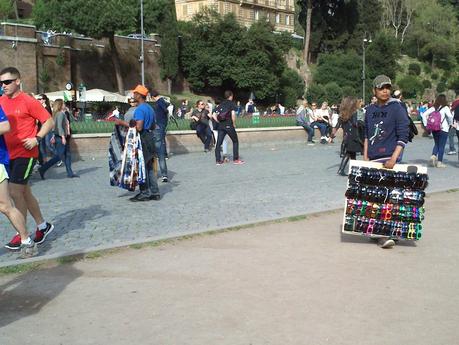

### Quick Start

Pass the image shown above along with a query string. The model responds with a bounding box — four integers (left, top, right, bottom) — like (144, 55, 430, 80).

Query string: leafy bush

(447, 76, 459, 94)
(408, 63, 421, 76)
(431, 73, 439, 80)
(342, 86, 358, 98)
(422, 79, 432, 89)
(437, 81, 447, 93)
(279, 69, 304, 108)
(398, 75, 423, 99)
(423, 64, 432, 74)
(306, 84, 326, 104)
(324, 82, 343, 105)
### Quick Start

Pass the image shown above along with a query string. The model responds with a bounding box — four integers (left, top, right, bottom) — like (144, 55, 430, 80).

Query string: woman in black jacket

(333, 96, 364, 176)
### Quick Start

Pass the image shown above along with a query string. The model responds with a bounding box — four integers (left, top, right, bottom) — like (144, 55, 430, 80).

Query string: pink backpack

(426, 107, 443, 132)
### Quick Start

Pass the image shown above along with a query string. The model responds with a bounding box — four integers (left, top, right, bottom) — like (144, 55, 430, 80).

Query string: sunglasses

(0, 78, 17, 86)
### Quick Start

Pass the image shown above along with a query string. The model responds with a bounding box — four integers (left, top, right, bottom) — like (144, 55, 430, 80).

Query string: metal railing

(70, 114, 299, 134)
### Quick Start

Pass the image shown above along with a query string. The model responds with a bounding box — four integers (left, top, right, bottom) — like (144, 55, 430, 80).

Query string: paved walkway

(0, 190, 458, 345)
(0, 136, 458, 265)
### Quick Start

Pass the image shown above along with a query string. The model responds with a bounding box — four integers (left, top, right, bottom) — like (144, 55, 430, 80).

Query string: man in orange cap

(131, 85, 160, 202)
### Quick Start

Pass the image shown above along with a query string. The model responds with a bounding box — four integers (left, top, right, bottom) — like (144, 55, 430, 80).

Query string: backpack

(407, 115, 418, 142)
(215, 104, 231, 122)
(247, 104, 255, 113)
(426, 107, 443, 132)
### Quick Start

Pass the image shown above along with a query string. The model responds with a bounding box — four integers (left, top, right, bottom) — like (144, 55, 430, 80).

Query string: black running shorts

(8, 158, 36, 185)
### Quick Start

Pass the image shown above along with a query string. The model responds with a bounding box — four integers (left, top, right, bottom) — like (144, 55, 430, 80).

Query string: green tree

(0, 0, 13, 20)
(279, 69, 304, 107)
(306, 83, 326, 104)
(143, 0, 179, 94)
(179, 11, 293, 103)
(313, 51, 361, 95)
(398, 75, 423, 98)
(33, 0, 137, 94)
(324, 82, 343, 104)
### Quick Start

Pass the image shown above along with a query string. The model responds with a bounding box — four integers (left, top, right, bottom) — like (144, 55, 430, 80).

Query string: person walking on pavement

(0, 67, 55, 250)
(38, 99, 78, 179)
(0, 105, 37, 257)
(130, 85, 160, 202)
(151, 90, 169, 182)
(421, 94, 453, 168)
(213, 91, 245, 165)
(364, 75, 410, 249)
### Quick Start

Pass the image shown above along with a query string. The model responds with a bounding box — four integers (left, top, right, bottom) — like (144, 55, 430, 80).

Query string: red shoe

(34, 223, 55, 244)
(233, 159, 245, 165)
(5, 233, 21, 250)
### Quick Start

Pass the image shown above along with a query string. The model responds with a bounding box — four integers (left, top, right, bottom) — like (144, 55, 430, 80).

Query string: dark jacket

(364, 99, 409, 160)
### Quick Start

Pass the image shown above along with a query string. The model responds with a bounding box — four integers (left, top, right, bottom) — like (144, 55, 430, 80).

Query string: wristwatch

(35, 136, 42, 143)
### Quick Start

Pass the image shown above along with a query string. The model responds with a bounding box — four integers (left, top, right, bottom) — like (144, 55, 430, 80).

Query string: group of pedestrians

(189, 90, 245, 165)
(296, 100, 340, 145)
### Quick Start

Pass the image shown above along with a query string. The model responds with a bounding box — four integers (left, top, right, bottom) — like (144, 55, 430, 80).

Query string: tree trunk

(108, 35, 125, 95)
(13, 0, 19, 20)
(167, 78, 172, 95)
(303, 0, 312, 65)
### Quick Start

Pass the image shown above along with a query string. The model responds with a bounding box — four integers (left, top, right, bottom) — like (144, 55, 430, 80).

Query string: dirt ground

(1, 191, 458, 345)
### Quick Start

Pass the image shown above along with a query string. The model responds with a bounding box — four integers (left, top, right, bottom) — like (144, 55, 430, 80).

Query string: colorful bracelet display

(344, 166, 428, 241)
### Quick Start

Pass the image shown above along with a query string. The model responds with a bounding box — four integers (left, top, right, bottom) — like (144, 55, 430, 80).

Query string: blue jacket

(364, 99, 409, 160)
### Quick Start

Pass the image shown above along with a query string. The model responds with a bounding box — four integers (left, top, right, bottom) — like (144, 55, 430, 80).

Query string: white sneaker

(378, 238, 395, 249)
(429, 155, 437, 167)
(437, 162, 447, 168)
(447, 151, 457, 155)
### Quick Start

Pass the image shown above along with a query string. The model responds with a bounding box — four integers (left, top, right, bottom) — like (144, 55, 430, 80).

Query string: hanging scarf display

(117, 128, 146, 191)
(342, 161, 428, 241)
(109, 124, 128, 186)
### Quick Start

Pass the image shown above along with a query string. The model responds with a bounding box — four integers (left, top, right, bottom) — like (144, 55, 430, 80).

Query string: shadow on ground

(0, 263, 82, 328)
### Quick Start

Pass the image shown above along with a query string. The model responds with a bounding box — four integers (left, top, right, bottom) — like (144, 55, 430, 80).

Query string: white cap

(394, 90, 401, 97)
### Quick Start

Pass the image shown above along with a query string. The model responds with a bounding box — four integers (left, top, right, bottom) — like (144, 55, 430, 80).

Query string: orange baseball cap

(133, 85, 149, 97)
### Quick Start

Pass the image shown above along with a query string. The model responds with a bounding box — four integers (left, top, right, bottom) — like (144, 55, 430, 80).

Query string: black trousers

(215, 125, 239, 162)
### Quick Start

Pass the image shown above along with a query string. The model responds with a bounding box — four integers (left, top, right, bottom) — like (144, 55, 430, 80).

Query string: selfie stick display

(342, 160, 428, 240)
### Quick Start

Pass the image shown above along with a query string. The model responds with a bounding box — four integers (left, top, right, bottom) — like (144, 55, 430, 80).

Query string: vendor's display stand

(342, 160, 428, 241)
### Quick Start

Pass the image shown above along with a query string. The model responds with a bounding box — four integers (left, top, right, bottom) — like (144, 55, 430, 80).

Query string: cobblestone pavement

(0, 136, 458, 264)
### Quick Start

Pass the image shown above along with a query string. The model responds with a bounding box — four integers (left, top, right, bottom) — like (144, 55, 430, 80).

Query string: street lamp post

(140, 0, 145, 85)
(362, 36, 372, 103)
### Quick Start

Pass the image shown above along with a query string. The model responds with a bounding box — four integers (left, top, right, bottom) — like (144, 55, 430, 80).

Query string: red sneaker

(5, 233, 21, 251)
(233, 159, 245, 165)
(34, 223, 55, 244)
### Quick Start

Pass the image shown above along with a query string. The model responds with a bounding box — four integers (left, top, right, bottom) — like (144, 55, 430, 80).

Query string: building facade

(175, 0, 295, 32)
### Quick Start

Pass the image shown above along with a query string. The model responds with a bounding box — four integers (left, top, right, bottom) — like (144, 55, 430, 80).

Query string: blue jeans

(196, 123, 212, 150)
(298, 123, 314, 141)
(432, 130, 448, 162)
(40, 136, 74, 177)
(311, 121, 328, 137)
(153, 127, 168, 178)
(139, 131, 160, 197)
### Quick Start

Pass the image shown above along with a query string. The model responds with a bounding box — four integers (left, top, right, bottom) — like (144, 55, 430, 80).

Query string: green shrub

(423, 64, 432, 74)
(431, 72, 439, 80)
(447, 76, 459, 94)
(408, 63, 421, 76)
(342, 86, 357, 98)
(398, 75, 423, 99)
(324, 82, 343, 105)
(422, 79, 432, 89)
(306, 84, 326, 104)
(437, 81, 447, 93)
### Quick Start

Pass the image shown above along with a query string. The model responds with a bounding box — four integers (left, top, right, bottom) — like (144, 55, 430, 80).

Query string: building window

(183, 5, 187, 16)
(286, 15, 290, 26)
(275, 13, 280, 24)
(255, 10, 259, 20)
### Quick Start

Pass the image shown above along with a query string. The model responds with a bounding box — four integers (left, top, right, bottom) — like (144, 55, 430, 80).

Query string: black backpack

(215, 104, 231, 122)
(400, 101, 417, 142)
